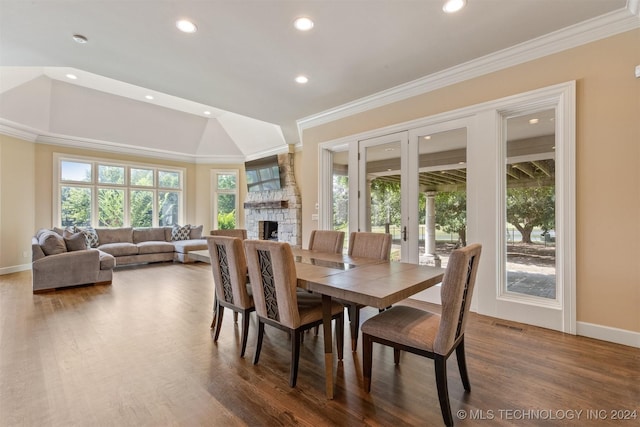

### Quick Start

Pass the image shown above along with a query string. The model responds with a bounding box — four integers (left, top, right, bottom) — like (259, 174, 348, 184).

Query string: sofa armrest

(32, 249, 100, 291)
(32, 237, 45, 262)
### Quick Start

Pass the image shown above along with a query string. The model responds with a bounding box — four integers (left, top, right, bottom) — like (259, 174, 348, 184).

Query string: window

(212, 170, 238, 230)
(55, 154, 184, 228)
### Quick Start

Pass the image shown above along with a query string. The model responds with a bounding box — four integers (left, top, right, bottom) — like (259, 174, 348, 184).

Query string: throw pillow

(63, 230, 88, 251)
(79, 227, 100, 248)
(171, 224, 191, 241)
(38, 231, 67, 256)
(189, 224, 203, 239)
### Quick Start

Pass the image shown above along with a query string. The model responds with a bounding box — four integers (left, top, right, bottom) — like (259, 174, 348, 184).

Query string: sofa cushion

(97, 227, 133, 244)
(79, 227, 100, 248)
(137, 241, 175, 254)
(97, 250, 116, 270)
(189, 224, 203, 239)
(172, 239, 208, 254)
(63, 231, 88, 251)
(133, 227, 166, 244)
(98, 242, 139, 257)
(171, 224, 191, 241)
(39, 230, 67, 255)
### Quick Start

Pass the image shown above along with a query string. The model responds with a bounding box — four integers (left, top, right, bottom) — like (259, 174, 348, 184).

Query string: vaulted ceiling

(0, 0, 635, 163)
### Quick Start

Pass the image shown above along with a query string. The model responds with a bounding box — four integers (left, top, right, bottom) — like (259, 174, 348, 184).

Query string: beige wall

(0, 134, 35, 270)
(300, 29, 640, 333)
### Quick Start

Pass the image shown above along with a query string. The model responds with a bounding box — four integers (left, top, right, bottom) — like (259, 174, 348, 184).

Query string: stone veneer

(244, 152, 302, 247)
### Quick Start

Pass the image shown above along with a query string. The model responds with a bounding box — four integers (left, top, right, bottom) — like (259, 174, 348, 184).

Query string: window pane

(61, 186, 91, 227)
(217, 173, 236, 190)
(98, 165, 125, 185)
(130, 168, 153, 186)
(159, 171, 180, 189)
(216, 194, 236, 229)
(505, 110, 556, 299)
(98, 188, 124, 227)
(130, 190, 153, 227)
(61, 161, 92, 182)
(159, 191, 179, 226)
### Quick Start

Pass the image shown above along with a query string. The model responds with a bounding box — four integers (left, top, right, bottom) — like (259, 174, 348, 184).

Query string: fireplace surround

(244, 152, 301, 247)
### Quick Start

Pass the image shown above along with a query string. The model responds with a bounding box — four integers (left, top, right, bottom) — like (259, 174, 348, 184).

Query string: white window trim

(211, 169, 239, 230)
(53, 153, 185, 227)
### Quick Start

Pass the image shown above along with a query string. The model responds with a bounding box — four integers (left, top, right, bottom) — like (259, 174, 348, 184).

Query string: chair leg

(393, 348, 400, 364)
(234, 312, 239, 323)
(290, 330, 301, 387)
(213, 305, 225, 342)
(240, 310, 251, 358)
(435, 355, 454, 427)
(336, 313, 344, 361)
(210, 297, 218, 328)
(362, 333, 373, 392)
(253, 321, 265, 365)
(350, 305, 361, 352)
(456, 337, 471, 392)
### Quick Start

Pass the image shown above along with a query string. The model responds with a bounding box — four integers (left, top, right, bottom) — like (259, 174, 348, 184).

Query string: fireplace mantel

(243, 200, 289, 209)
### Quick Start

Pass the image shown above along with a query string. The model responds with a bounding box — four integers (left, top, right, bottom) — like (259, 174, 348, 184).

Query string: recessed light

(176, 19, 197, 33)
(442, 0, 466, 13)
(529, 118, 539, 124)
(145, 95, 154, 100)
(204, 111, 211, 116)
(424, 135, 432, 140)
(295, 75, 309, 84)
(294, 17, 314, 31)
(72, 34, 88, 44)
(65, 74, 78, 80)
(384, 147, 395, 152)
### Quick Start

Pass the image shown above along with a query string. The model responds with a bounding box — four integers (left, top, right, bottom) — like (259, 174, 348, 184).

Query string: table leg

(322, 294, 334, 399)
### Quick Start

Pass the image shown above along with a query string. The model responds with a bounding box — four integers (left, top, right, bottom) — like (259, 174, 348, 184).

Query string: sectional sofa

(31, 225, 208, 292)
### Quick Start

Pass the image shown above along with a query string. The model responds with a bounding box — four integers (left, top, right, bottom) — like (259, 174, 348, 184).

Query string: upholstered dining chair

(361, 243, 482, 427)
(243, 239, 345, 387)
(210, 228, 248, 239)
(344, 231, 392, 351)
(206, 235, 254, 358)
(308, 229, 345, 254)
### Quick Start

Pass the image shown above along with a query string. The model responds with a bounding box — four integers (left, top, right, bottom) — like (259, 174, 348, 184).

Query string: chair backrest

(308, 230, 345, 254)
(434, 243, 482, 355)
(210, 229, 248, 240)
(243, 239, 301, 329)
(348, 232, 392, 260)
(206, 236, 252, 309)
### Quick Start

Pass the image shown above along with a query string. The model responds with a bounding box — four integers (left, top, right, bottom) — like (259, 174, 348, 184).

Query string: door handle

(402, 226, 407, 242)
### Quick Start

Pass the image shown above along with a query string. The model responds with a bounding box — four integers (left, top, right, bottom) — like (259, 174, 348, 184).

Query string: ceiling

(0, 0, 635, 162)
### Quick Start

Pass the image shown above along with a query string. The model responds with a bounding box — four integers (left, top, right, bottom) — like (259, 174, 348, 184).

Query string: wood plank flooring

(1, 262, 638, 426)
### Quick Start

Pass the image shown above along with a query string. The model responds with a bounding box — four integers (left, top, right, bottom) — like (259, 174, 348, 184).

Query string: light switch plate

(311, 214, 318, 221)
(636, 65, 640, 78)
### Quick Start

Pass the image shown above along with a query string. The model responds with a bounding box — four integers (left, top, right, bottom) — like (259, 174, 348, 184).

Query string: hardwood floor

(1, 263, 638, 426)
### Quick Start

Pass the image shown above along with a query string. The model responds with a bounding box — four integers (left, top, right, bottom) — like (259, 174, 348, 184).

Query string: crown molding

(194, 155, 246, 165)
(0, 121, 38, 142)
(243, 144, 291, 161)
(297, 5, 640, 135)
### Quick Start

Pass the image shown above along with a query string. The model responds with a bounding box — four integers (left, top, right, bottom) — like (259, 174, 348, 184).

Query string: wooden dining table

(291, 248, 445, 399)
(190, 246, 445, 399)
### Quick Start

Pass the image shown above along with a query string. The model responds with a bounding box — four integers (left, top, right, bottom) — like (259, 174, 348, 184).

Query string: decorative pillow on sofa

(189, 224, 203, 239)
(171, 224, 191, 241)
(79, 227, 100, 248)
(63, 230, 88, 251)
(38, 230, 67, 256)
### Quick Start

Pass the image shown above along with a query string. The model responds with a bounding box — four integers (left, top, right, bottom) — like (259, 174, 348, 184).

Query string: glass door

(358, 132, 408, 261)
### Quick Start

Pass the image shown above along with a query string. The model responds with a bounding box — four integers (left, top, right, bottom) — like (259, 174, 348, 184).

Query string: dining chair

(206, 235, 255, 358)
(308, 229, 345, 254)
(243, 239, 344, 387)
(361, 243, 482, 427)
(344, 231, 392, 351)
(210, 229, 248, 239)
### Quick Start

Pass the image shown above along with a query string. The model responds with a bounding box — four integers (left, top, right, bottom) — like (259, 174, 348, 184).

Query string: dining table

(291, 247, 445, 399)
(189, 246, 445, 399)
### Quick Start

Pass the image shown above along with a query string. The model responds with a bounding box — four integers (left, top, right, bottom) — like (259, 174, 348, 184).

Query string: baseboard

(0, 264, 31, 275)
(577, 321, 640, 349)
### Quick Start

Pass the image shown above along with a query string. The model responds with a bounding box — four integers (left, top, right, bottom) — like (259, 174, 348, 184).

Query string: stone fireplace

(244, 152, 302, 247)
